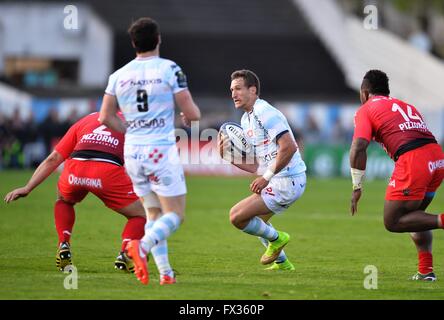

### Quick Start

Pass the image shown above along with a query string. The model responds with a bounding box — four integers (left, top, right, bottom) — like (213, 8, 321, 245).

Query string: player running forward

(350, 70, 444, 281)
(218, 69, 307, 270)
(99, 17, 201, 285)
(4, 112, 146, 274)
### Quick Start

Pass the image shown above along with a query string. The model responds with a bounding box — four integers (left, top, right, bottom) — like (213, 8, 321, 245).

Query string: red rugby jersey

(353, 96, 436, 160)
(55, 112, 125, 164)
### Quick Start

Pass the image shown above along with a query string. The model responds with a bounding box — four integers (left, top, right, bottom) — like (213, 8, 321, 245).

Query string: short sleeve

(352, 106, 373, 142)
(167, 63, 188, 94)
(104, 72, 118, 96)
(263, 112, 289, 141)
(54, 121, 80, 159)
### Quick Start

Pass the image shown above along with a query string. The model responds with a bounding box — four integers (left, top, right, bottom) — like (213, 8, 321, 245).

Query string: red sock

(439, 214, 444, 229)
(418, 251, 433, 274)
(54, 200, 75, 245)
(121, 216, 146, 251)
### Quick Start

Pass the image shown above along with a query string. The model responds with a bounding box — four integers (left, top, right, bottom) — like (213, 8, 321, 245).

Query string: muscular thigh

(157, 194, 186, 216)
(231, 194, 273, 221)
(384, 199, 423, 225)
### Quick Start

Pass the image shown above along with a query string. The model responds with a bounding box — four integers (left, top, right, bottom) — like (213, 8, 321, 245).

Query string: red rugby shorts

(58, 159, 138, 210)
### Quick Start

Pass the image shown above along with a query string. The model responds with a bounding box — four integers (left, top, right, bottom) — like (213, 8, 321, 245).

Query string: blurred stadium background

(1, 0, 443, 178)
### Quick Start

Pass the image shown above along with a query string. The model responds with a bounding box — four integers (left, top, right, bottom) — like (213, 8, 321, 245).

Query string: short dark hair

(362, 69, 390, 96)
(128, 17, 160, 53)
(231, 69, 260, 96)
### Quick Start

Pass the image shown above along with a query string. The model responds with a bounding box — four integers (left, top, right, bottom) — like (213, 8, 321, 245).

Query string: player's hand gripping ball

(218, 122, 252, 162)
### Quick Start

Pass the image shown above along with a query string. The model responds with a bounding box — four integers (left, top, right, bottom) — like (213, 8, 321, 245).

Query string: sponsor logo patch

(68, 174, 102, 189)
(428, 159, 444, 173)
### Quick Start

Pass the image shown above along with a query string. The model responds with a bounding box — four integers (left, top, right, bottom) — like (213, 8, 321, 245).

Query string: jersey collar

(135, 55, 159, 61)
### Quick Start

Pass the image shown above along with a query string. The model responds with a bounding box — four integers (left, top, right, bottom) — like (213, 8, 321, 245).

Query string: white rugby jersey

(105, 56, 187, 145)
(240, 99, 306, 177)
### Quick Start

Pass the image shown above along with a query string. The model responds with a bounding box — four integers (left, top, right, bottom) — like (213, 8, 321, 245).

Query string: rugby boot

(56, 241, 72, 271)
(114, 251, 135, 273)
(260, 231, 290, 265)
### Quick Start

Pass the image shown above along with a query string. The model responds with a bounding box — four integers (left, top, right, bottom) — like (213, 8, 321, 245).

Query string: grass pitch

(0, 171, 443, 300)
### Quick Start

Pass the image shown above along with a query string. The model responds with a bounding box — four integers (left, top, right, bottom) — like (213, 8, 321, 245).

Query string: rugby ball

(219, 122, 252, 157)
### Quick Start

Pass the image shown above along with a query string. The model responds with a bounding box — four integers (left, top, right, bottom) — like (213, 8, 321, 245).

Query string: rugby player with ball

(218, 70, 307, 270)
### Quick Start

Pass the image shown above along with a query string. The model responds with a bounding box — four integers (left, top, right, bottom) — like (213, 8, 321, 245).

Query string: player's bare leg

(383, 199, 441, 233)
(384, 197, 442, 281)
(230, 194, 271, 229)
(115, 200, 146, 218)
(409, 196, 434, 250)
(156, 194, 185, 219)
(230, 194, 290, 265)
(409, 196, 436, 281)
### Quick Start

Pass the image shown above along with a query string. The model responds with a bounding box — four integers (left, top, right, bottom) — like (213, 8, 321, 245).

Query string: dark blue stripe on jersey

(275, 130, 289, 142)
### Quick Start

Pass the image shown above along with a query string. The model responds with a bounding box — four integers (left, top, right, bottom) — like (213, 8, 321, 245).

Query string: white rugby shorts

(124, 144, 186, 197)
(261, 173, 306, 214)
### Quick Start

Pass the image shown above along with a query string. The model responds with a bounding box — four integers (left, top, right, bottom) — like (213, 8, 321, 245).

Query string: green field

(0, 171, 443, 300)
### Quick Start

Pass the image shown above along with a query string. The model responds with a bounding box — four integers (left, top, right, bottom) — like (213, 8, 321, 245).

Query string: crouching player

(350, 70, 444, 281)
(4, 112, 146, 273)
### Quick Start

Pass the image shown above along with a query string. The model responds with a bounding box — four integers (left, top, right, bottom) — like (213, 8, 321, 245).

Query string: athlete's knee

(229, 206, 244, 228)
(383, 217, 403, 233)
(383, 203, 405, 232)
(384, 221, 398, 232)
(55, 197, 75, 206)
(116, 200, 146, 218)
(148, 210, 162, 221)
(162, 211, 185, 225)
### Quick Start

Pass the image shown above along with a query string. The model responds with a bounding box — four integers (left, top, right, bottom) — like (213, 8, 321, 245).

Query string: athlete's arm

(99, 94, 127, 133)
(250, 132, 297, 194)
(268, 132, 297, 175)
(175, 90, 201, 127)
(234, 163, 259, 173)
(350, 138, 369, 171)
(232, 156, 259, 174)
(4, 150, 64, 203)
(349, 137, 369, 215)
(349, 104, 373, 215)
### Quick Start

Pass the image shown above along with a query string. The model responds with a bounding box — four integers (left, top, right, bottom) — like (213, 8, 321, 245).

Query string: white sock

(146, 220, 173, 276)
(140, 212, 181, 256)
(242, 216, 278, 241)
